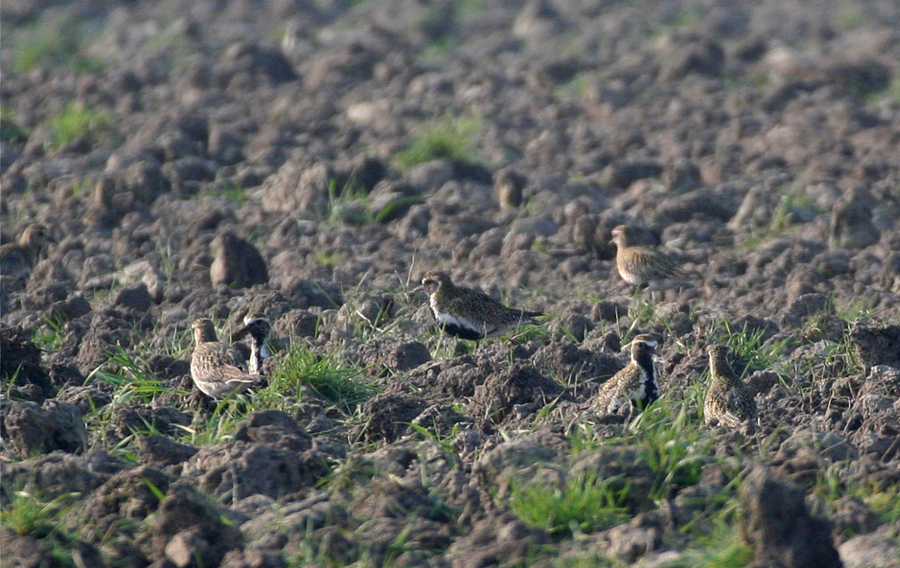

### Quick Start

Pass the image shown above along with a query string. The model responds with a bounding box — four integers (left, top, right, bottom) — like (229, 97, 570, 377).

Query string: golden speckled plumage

(595, 334, 660, 415)
(422, 270, 541, 340)
(704, 345, 757, 429)
(610, 225, 685, 288)
(190, 318, 260, 398)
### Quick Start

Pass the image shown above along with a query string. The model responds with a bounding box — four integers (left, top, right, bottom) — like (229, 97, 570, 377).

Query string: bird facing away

(421, 270, 542, 340)
(610, 225, 686, 289)
(595, 334, 660, 415)
(232, 313, 272, 375)
(190, 318, 260, 399)
(704, 344, 757, 430)
(0, 224, 55, 277)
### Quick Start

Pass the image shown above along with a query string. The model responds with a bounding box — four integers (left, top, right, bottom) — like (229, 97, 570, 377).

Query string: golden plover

(704, 344, 757, 430)
(595, 334, 660, 415)
(190, 318, 260, 399)
(610, 225, 685, 290)
(421, 270, 542, 340)
(233, 313, 271, 375)
(0, 224, 55, 277)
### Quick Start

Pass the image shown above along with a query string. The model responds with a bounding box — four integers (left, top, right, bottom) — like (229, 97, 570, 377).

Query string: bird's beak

(619, 339, 632, 351)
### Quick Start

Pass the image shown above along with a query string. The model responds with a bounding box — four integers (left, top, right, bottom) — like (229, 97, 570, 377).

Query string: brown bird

(190, 318, 261, 399)
(704, 345, 757, 431)
(0, 224, 55, 277)
(422, 270, 542, 340)
(610, 225, 686, 290)
(595, 334, 660, 415)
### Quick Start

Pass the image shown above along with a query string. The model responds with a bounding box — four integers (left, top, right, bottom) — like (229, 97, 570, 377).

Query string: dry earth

(2, 0, 900, 567)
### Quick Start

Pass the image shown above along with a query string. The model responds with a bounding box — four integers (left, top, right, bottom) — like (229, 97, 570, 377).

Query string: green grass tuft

(88, 346, 173, 405)
(207, 182, 247, 206)
(0, 488, 76, 539)
(31, 316, 66, 352)
(393, 114, 481, 170)
(511, 471, 631, 535)
(11, 15, 104, 73)
(177, 398, 248, 446)
(627, 391, 711, 501)
(663, 519, 752, 568)
(714, 318, 792, 379)
(261, 343, 377, 410)
(46, 102, 111, 149)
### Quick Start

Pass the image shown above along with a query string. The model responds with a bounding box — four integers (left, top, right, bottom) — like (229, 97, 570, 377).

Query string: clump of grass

(393, 114, 481, 170)
(662, 511, 752, 568)
(835, 297, 876, 322)
(207, 182, 246, 206)
(316, 250, 351, 270)
(739, 185, 808, 248)
(261, 343, 376, 410)
(87, 346, 171, 405)
(714, 318, 792, 379)
(808, 465, 900, 528)
(176, 399, 248, 446)
(863, 485, 900, 525)
(11, 15, 104, 73)
(0, 488, 76, 540)
(31, 316, 66, 352)
(322, 177, 425, 227)
(46, 102, 111, 149)
(497, 323, 551, 345)
(511, 471, 630, 535)
(627, 391, 711, 501)
(409, 421, 462, 463)
(325, 177, 371, 226)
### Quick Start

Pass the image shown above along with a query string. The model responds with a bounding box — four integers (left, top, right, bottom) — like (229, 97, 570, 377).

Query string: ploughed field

(2, 0, 900, 566)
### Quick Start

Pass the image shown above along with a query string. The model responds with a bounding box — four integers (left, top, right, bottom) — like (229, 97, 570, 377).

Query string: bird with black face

(233, 313, 272, 375)
(595, 334, 661, 415)
(421, 270, 542, 341)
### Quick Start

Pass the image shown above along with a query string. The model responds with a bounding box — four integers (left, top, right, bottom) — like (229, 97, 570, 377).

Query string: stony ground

(2, 0, 900, 567)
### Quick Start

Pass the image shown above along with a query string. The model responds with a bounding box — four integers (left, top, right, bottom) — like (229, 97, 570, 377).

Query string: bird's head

(235, 313, 272, 341)
(610, 225, 629, 247)
(622, 333, 659, 356)
(20, 224, 55, 248)
(191, 318, 217, 343)
(706, 344, 732, 374)
(422, 270, 453, 295)
(243, 313, 270, 326)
